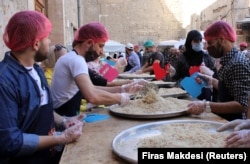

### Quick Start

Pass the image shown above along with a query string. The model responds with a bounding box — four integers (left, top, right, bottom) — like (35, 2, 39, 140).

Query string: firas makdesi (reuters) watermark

(138, 148, 249, 163)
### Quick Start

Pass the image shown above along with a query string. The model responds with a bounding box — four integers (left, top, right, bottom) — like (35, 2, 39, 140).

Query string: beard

(34, 49, 48, 62)
(84, 45, 100, 62)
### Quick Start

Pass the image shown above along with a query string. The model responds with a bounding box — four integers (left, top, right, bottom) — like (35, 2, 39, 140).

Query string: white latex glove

(114, 57, 127, 74)
(214, 58, 222, 70)
(169, 65, 176, 77)
(61, 121, 83, 144)
(217, 119, 250, 132)
(132, 79, 149, 86)
(121, 83, 144, 94)
(120, 93, 130, 107)
(86, 103, 97, 110)
(186, 101, 205, 115)
(199, 65, 214, 76)
(63, 113, 86, 128)
(225, 130, 250, 148)
(197, 72, 213, 87)
(135, 70, 143, 74)
(117, 57, 127, 67)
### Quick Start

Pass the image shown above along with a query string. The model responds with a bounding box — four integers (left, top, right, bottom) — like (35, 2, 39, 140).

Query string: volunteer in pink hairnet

(186, 21, 250, 123)
(50, 22, 147, 117)
(239, 41, 248, 57)
(0, 10, 84, 164)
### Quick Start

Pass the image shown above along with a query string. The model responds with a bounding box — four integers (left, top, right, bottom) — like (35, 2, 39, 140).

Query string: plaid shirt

(218, 47, 250, 108)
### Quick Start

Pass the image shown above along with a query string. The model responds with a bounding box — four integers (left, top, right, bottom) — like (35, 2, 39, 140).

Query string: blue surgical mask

(192, 43, 203, 52)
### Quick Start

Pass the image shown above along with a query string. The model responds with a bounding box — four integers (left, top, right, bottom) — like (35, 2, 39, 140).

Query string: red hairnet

(3, 10, 52, 51)
(134, 44, 139, 49)
(204, 20, 236, 42)
(74, 22, 109, 43)
(240, 42, 248, 47)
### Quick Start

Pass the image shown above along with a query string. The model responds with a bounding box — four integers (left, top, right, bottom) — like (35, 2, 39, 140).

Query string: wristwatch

(205, 101, 211, 113)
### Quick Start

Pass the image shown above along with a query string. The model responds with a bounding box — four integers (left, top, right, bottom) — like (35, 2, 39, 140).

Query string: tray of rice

(149, 80, 176, 88)
(158, 87, 188, 98)
(109, 90, 190, 119)
(112, 120, 231, 164)
(117, 73, 155, 79)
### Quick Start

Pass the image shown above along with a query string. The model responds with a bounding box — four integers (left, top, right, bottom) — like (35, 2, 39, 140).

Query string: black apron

(217, 81, 243, 121)
(124, 62, 132, 72)
(9, 103, 59, 164)
(55, 91, 82, 117)
(197, 87, 212, 101)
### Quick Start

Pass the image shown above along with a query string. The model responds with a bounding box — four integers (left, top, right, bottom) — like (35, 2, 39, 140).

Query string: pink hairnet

(134, 44, 139, 49)
(74, 22, 109, 43)
(240, 42, 248, 47)
(204, 20, 236, 42)
(3, 10, 52, 51)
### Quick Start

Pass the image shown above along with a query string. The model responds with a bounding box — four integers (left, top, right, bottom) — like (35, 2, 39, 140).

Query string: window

(35, 0, 45, 14)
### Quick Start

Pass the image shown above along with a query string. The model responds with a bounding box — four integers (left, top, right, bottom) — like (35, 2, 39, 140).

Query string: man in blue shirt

(124, 43, 141, 73)
(0, 10, 83, 164)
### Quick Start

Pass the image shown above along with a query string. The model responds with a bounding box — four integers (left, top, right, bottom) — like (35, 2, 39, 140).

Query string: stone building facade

(0, 0, 31, 59)
(47, 0, 79, 49)
(190, 0, 250, 46)
(1, 0, 250, 59)
(82, 0, 187, 46)
(0, 0, 80, 59)
(81, 0, 219, 46)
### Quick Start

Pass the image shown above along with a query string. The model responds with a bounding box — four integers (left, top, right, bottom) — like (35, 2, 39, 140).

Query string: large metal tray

(158, 87, 188, 98)
(117, 73, 155, 79)
(112, 120, 228, 164)
(160, 92, 189, 98)
(109, 106, 187, 119)
(149, 81, 176, 88)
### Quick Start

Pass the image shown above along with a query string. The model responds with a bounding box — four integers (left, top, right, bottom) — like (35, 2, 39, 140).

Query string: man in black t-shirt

(136, 40, 164, 75)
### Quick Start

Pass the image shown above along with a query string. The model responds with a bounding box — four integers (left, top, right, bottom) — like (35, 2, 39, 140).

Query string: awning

(237, 17, 250, 23)
(158, 40, 178, 47)
(104, 40, 125, 53)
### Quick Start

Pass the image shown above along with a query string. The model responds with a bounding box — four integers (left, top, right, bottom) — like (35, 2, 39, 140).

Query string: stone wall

(1, 0, 249, 59)
(64, 0, 78, 48)
(82, 0, 185, 46)
(190, 0, 250, 45)
(0, 0, 78, 59)
(0, 0, 32, 59)
(47, 0, 78, 49)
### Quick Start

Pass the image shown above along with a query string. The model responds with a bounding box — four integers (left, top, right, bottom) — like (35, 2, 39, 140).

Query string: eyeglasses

(54, 44, 66, 52)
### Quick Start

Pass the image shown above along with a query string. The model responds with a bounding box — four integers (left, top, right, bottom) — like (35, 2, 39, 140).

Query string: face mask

(192, 43, 203, 52)
(207, 41, 224, 58)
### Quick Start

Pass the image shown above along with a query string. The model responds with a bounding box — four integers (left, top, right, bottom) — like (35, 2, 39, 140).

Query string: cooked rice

(137, 123, 229, 147)
(158, 88, 187, 96)
(112, 96, 190, 114)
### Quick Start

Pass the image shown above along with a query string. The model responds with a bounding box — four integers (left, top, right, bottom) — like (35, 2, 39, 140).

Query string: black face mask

(207, 41, 224, 58)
